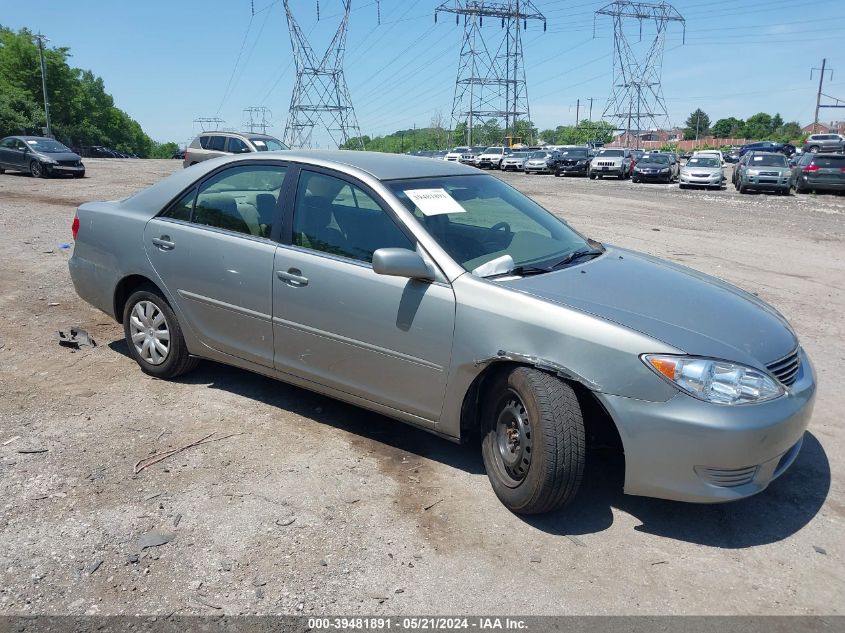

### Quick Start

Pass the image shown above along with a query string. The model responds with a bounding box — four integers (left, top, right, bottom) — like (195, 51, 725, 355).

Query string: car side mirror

(372, 248, 434, 282)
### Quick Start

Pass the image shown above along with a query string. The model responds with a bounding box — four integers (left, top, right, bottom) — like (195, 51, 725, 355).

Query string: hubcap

(494, 393, 532, 482)
(129, 300, 170, 365)
(31, 162, 41, 177)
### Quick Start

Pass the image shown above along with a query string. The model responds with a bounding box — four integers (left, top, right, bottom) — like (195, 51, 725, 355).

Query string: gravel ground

(0, 158, 843, 616)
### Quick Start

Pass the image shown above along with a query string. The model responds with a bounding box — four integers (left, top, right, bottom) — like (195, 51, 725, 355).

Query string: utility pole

(595, 2, 685, 144)
(436, 1, 547, 147)
(812, 59, 833, 133)
(34, 32, 52, 137)
(575, 99, 580, 126)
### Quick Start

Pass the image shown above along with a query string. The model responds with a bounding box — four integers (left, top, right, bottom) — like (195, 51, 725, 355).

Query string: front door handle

(276, 268, 309, 287)
(152, 236, 175, 251)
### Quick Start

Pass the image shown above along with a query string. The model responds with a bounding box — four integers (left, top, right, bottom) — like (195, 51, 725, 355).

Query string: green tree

(539, 128, 557, 144)
(742, 112, 774, 140)
(778, 121, 802, 142)
(0, 25, 173, 157)
(683, 109, 711, 140)
(711, 117, 745, 138)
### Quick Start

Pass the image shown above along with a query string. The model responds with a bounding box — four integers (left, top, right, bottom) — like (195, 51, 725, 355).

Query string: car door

(144, 162, 289, 368)
(272, 167, 456, 424)
(0, 138, 15, 167)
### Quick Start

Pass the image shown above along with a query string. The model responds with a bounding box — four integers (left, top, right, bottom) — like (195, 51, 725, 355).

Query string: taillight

(72, 215, 80, 240)
(803, 163, 819, 172)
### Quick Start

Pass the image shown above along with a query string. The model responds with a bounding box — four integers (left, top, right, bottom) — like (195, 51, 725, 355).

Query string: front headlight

(42, 157, 58, 164)
(642, 355, 784, 405)
(660, 167, 670, 173)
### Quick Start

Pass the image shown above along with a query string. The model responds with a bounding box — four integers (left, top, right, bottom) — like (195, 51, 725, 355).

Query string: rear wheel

(481, 367, 586, 515)
(589, 173, 596, 180)
(123, 285, 198, 379)
(808, 145, 819, 153)
(679, 183, 687, 189)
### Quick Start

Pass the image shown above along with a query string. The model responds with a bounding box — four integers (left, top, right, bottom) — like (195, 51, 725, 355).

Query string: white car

(476, 146, 512, 169)
(444, 146, 470, 162)
(692, 150, 724, 165)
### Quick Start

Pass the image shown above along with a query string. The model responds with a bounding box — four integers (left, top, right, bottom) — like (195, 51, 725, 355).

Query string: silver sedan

(679, 155, 725, 189)
(69, 151, 815, 514)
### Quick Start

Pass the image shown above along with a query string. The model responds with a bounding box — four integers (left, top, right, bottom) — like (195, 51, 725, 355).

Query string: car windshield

(25, 138, 71, 153)
(249, 137, 287, 152)
(643, 155, 669, 164)
(686, 157, 720, 168)
(530, 151, 548, 159)
(599, 149, 623, 157)
(484, 147, 502, 154)
(453, 147, 470, 153)
(750, 154, 788, 167)
(509, 152, 528, 158)
(471, 146, 487, 153)
(386, 175, 589, 274)
(560, 149, 587, 157)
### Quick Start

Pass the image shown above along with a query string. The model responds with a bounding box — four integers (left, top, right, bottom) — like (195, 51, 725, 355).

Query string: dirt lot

(0, 158, 843, 616)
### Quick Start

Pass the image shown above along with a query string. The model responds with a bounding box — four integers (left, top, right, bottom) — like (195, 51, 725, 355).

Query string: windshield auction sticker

(404, 189, 465, 216)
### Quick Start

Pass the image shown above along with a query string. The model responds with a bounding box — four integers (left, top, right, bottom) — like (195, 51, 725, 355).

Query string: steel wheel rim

(31, 162, 41, 177)
(129, 300, 170, 365)
(493, 391, 532, 486)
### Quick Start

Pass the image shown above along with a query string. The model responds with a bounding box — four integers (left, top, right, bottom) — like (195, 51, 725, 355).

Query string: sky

(3, 0, 844, 147)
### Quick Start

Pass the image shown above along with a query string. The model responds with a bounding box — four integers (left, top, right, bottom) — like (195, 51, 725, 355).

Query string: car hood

(637, 162, 670, 169)
(682, 166, 720, 173)
(39, 151, 81, 161)
(504, 246, 797, 367)
(748, 165, 790, 173)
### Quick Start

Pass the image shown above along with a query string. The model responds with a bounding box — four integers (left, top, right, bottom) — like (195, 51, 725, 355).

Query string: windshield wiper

(547, 247, 605, 270)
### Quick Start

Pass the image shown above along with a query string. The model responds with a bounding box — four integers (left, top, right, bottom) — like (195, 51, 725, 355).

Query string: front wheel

(123, 285, 199, 379)
(588, 173, 596, 180)
(481, 367, 585, 515)
(738, 179, 747, 194)
(808, 145, 819, 153)
(30, 160, 47, 178)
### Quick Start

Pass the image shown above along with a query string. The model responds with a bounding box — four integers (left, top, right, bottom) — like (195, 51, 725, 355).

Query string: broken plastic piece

(56, 327, 96, 349)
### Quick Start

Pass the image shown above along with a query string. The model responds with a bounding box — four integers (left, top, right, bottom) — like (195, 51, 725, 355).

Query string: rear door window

(227, 137, 250, 154)
(208, 136, 227, 152)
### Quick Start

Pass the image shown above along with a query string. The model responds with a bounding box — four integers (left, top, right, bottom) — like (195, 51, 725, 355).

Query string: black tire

(554, 171, 561, 177)
(122, 285, 199, 379)
(679, 183, 686, 189)
(795, 181, 806, 194)
(738, 179, 747, 194)
(0, 168, 5, 174)
(808, 145, 819, 153)
(588, 173, 596, 180)
(481, 367, 585, 515)
(73, 171, 85, 179)
(30, 160, 47, 178)
(632, 177, 640, 183)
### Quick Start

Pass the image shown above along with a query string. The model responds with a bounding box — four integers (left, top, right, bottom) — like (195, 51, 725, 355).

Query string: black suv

(738, 141, 796, 158)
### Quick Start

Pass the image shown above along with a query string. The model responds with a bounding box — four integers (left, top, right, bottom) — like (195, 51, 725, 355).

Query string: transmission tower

(436, 1, 546, 146)
(594, 1, 684, 148)
(283, 1, 367, 149)
(193, 117, 226, 131)
(244, 106, 273, 134)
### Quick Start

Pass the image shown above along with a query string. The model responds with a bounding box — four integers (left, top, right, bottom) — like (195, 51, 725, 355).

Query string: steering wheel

(490, 221, 511, 233)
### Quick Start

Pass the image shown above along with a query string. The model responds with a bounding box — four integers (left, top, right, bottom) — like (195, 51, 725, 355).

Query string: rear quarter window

(198, 136, 211, 149)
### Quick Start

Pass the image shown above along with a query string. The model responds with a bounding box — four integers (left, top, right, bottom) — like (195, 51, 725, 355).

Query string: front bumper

(477, 159, 499, 168)
(596, 347, 816, 503)
(45, 163, 85, 175)
(592, 166, 623, 176)
(743, 174, 792, 190)
(557, 164, 589, 175)
(500, 163, 524, 171)
(524, 163, 553, 173)
(634, 170, 672, 182)
(799, 175, 845, 191)
(680, 173, 722, 187)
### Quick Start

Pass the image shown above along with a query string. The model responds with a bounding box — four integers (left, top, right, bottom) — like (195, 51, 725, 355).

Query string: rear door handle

(276, 269, 309, 287)
(152, 236, 175, 250)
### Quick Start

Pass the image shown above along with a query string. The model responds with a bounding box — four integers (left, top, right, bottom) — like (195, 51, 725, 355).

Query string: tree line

(342, 114, 616, 153)
(683, 108, 803, 143)
(0, 26, 176, 158)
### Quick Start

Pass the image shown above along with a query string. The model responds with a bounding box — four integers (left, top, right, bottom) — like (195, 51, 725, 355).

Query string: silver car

(183, 131, 288, 168)
(679, 155, 724, 189)
(68, 151, 815, 514)
(500, 151, 529, 172)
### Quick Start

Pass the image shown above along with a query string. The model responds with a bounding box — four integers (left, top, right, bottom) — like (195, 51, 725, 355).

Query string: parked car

(68, 150, 815, 514)
(589, 148, 632, 179)
(499, 151, 529, 172)
(802, 133, 845, 154)
(554, 147, 593, 177)
(735, 151, 793, 194)
(184, 132, 288, 168)
(476, 146, 512, 169)
(679, 151, 693, 160)
(738, 141, 795, 158)
(444, 146, 470, 162)
(631, 153, 677, 183)
(431, 150, 449, 160)
(679, 155, 724, 189)
(171, 149, 186, 160)
(693, 149, 724, 165)
(0, 136, 85, 178)
(630, 149, 645, 165)
(523, 150, 560, 174)
(793, 152, 845, 194)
